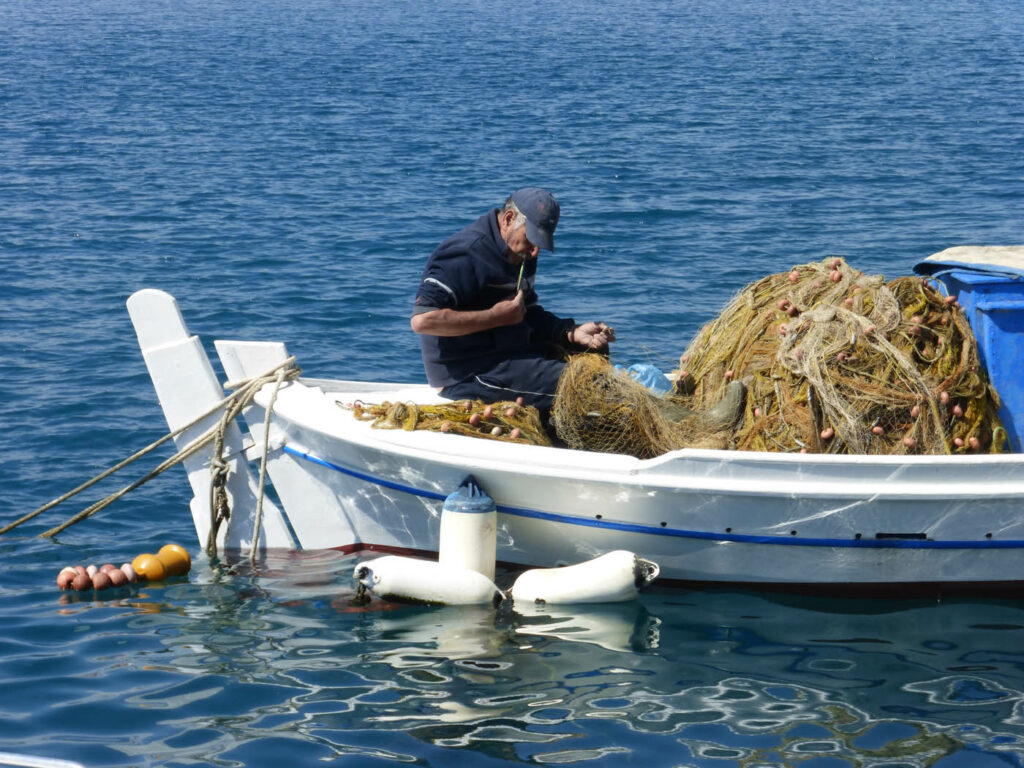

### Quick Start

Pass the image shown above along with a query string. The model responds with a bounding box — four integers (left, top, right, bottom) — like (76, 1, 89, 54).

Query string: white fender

(354, 555, 504, 606)
(438, 476, 497, 580)
(510, 550, 660, 605)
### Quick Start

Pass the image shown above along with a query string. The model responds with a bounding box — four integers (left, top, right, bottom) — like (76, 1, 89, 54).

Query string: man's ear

(497, 208, 514, 234)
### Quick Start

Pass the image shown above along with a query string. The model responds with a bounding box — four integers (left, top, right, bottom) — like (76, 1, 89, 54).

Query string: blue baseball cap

(511, 187, 560, 252)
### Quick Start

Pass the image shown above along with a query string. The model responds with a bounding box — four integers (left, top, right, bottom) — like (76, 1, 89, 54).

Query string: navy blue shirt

(413, 210, 575, 387)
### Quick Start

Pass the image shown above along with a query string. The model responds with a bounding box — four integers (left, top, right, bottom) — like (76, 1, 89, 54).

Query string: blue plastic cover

(614, 363, 673, 395)
(442, 475, 496, 514)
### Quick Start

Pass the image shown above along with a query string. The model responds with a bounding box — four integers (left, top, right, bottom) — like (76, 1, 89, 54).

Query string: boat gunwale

(262, 376, 1024, 474)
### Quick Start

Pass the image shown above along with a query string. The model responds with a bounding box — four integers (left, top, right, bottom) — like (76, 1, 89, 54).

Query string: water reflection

(25, 550, 1024, 766)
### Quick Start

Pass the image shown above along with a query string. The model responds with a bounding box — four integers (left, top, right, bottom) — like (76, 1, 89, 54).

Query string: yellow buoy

(132, 553, 166, 582)
(157, 544, 191, 577)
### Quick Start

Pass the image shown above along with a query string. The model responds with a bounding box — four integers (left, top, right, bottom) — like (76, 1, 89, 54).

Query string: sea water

(2, 0, 1023, 765)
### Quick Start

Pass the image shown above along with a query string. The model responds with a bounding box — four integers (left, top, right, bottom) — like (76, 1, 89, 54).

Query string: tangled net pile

(552, 257, 1008, 458)
(348, 399, 551, 446)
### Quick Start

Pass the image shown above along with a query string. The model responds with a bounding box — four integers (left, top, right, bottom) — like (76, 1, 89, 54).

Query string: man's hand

(571, 321, 616, 351)
(490, 291, 526, 327)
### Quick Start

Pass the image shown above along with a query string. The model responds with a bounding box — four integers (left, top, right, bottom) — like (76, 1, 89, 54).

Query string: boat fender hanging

(354, 555, 505, 606)
(438, 475, 497, 580)
(510, 550, 660, 605)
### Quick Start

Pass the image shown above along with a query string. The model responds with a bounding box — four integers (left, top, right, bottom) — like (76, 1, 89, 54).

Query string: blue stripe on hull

(283, 445, 1024, 550)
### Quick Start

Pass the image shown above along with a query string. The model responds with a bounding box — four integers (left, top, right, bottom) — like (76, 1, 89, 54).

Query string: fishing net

(549, 354, 747, 457)
(348, 399, 552, 446)
(551, 257, 1008, 458)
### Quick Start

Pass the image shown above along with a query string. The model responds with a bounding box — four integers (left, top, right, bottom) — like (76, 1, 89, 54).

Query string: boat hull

(250, 378, 1024, 592)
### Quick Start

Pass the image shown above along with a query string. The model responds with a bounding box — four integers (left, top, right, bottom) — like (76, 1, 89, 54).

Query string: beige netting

(551, 257, 1008, 458)
(347, 399, 552, 446)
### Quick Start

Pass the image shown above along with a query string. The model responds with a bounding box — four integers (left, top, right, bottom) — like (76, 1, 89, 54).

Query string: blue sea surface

(2, 0, 1024, 765)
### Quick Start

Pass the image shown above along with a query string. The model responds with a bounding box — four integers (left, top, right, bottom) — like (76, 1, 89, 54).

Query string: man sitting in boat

(411, 187, 615, 409)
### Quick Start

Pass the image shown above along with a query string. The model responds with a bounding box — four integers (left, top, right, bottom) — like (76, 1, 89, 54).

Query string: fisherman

(411, 187, 615, 409)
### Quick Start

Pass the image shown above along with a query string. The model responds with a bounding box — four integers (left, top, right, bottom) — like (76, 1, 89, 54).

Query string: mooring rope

(2, 357, 299, 542)
(248, 367, 288, 564)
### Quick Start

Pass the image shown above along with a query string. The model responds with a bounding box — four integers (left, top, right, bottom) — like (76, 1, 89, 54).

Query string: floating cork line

(56, 544, 191, 592)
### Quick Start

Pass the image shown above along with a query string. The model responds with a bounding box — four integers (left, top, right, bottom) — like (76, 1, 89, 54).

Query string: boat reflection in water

(150, 551, 1024, 766)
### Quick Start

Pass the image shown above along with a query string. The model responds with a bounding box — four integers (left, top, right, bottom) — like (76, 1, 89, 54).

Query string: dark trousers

(440, 356, 566, 410)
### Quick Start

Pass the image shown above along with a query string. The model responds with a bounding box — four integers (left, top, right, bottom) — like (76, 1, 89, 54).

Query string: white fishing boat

(127, 247, 1024, 595)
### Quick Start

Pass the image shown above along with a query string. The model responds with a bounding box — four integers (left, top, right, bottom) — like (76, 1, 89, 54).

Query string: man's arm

(411, 292, 526, 337)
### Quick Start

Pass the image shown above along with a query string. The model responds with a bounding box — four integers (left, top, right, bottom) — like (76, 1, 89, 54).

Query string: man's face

(505, 222, 539, 263)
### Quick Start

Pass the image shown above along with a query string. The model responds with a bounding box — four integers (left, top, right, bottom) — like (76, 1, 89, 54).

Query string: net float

(903, 437, 917, 448)
(968, 436, 981, 451)
(911, 404, 921, 419)
(510, 428, 522, 439)
(490, 426, 503, 437)
(439, 420, 452, 432)
(92, 571, 112, 590)
(482, 405, 493, 419)
(944, 295, 957, 305)
(829, 270, 842, 283)
(132, 553, 166, 582)
(788, 270, 800, 283)
(57, 567, 77, 590)
(843, 297, 854, 309)
(100, 563, 118, 574)
(505, 407, 516, 418)
(120, 563, 138, 583)
(953, 437, 965, 448)
(107, 569, 127, 587)
(820, 427, 835, 440)
(778, 299, 789, 311)
(515, 397, 524, 406)
(831, 258, 842, 269)
(72, 572, 92, 591)
(86, 565, 98, 578)
(952, 404, 963, 418)
(940, 391, 950, 405)
(157, 544, 192, 577)
(872, 425, 885, 435)
(468, 413, 481, 427)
